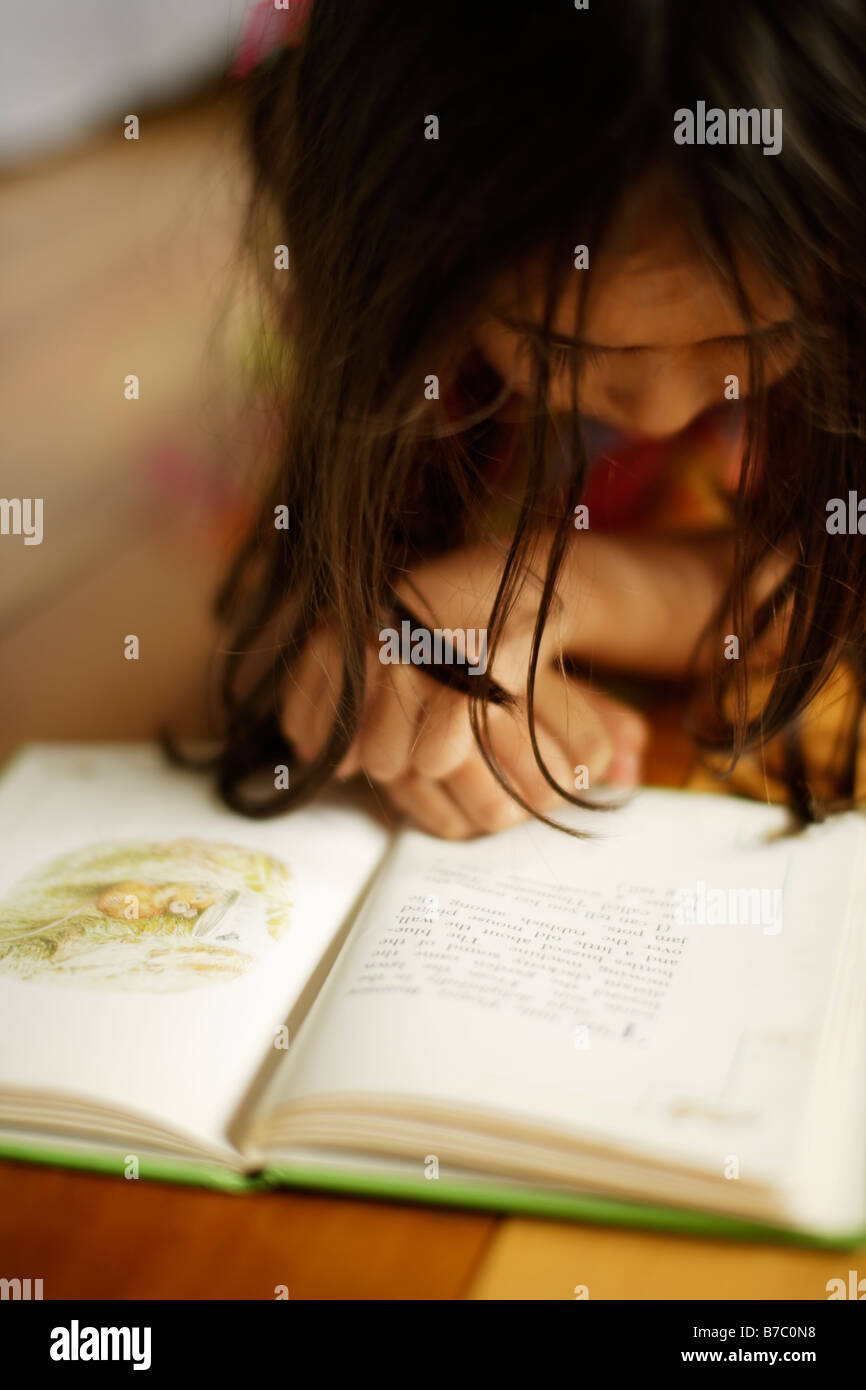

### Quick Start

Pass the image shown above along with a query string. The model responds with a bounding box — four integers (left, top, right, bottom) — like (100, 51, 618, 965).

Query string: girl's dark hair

(207, 0, 866, 822)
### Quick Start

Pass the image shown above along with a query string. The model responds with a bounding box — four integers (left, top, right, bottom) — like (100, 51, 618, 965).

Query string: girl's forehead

(493, 195, 795, 351)
(582, 240, 794, 349)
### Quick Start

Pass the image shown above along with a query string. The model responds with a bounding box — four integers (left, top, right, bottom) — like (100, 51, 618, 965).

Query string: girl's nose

(604, 366, 716, 440)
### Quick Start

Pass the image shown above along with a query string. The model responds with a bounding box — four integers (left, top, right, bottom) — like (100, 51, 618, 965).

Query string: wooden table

(1, 87, 861, 1302)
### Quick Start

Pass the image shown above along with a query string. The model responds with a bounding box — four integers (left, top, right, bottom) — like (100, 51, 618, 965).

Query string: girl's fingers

(280, 629, 334, 761)
(442, 732, 531, 835)
(285, 637, 419, 782)
(354, 659, 425, 783)
(528, 667, 618, 790)
(483, 695, 579, 812)
(410, 681, 476, 780)
(445, 675, 647, 833)
(548, 677, 648, 789)
(282, 618, 648, 839)
(307, 626, 352, 757)
(335, 646, 383, 779)
(379, 769, 476, 840)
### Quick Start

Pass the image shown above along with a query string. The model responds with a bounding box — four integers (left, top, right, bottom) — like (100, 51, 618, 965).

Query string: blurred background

(0, 0, 261, 759)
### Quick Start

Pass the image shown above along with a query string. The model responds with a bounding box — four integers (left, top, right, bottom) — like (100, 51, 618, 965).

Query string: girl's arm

(554, 530, 737, 676)
(280, 530, 758, 839)
(553, 529, 789, 677)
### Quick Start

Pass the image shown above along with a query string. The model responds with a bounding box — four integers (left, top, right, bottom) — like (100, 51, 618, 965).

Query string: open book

(0, 743, 864, 1246)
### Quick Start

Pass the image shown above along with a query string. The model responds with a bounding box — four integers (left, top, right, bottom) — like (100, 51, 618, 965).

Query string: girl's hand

(280, 540, 648, 838)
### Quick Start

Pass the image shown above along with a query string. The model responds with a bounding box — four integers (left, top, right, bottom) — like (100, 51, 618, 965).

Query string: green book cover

(1, 1133, 864, 1249)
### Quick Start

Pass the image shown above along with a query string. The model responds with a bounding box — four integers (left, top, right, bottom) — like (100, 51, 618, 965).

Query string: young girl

(212, 0, 866, 839)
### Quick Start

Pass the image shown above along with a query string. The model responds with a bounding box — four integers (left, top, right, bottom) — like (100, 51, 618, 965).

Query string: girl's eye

(524, 324, 799, 381)
(712, 323, 800, 364)
(549, 344, 573, 373)
(528, 339, 604, 374)
(553, 343, 606, 373)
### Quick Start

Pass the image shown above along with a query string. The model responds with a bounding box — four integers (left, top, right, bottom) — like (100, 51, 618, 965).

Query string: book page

(0, 745, 391, 1158)
(259, 789, 862, 1185)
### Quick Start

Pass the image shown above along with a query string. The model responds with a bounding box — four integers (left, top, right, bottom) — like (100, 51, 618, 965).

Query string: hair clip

(230, 0, 313, 80)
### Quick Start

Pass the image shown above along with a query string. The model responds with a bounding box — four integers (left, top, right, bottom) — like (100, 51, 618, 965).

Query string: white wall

(0, 0, 248, 164)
